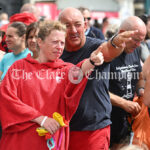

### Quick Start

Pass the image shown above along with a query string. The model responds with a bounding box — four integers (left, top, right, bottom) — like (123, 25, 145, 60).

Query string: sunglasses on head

(84, 17, 91, 21)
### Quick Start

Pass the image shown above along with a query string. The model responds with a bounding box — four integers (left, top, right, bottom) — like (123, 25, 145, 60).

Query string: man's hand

(110, 92, 141, 117)
(122, 100, 141, 117)
(90, 46, 104, 66)
(99, 30, 139, 62)
(81, 48, 104, 75)
(112, 30, 139, 49)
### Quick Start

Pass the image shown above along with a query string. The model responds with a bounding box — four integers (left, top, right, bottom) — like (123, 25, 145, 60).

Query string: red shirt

(0, 55, 87, 150)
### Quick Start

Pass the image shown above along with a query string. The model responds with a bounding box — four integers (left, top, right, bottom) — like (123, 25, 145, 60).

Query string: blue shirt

(0, 48, 32, 80)
(61, 37, 111, 131)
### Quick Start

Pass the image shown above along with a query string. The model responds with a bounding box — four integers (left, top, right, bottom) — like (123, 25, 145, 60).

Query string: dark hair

(139, 14, 150, 39)
(139, 14, 150, 25)
(105, 24, 119, 39)
(8, 22, 27, 37)
(26, 22, 39, 47)
(102, 17, 108, 23)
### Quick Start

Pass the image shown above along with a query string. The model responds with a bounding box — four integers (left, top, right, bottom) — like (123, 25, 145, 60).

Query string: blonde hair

(38, 20, 66, 41)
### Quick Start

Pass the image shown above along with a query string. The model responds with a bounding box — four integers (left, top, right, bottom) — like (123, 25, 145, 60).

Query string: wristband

(137, 87, 144, 96)
(110, 34, 118, 48)
(89, 58, 95, 66)
(40, 116, 48, 127)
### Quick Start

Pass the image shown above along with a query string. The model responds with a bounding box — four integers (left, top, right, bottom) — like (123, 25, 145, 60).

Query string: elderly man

(59, 7, 140, 150)
(109, 16, 146, 149)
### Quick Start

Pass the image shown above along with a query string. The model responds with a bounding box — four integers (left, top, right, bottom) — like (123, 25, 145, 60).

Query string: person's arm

(82, 30, 139, 71)
(32, 116, 60, 135)
(109, 92, 141, 116)
(97, 30, 138, 62)
(109, 92, 127, 108)
(143, 73, 150, 107)
(81, 49, 104, 75)
(142, 56, 150, 106)
(142, 55, 150, 80)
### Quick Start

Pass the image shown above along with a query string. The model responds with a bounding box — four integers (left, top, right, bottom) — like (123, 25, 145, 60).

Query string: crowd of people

(0, 3, 150, 150)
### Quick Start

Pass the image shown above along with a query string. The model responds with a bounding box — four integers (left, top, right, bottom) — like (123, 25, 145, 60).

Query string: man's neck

(64, 46, 80, 52)
(65, 37, 86, 52)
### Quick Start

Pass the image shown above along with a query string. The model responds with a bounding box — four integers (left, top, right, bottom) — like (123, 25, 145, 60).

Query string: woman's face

(27, 29, 39, 52)
(38, 30, 65, 62)
(6, 27, 24, 51)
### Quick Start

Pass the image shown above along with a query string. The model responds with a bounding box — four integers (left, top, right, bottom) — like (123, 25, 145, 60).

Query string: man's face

(60, 10, 86, 51)
(38, 30, 65, 61)
(124, 30, 146, 53)
(82, 9, 91, 30)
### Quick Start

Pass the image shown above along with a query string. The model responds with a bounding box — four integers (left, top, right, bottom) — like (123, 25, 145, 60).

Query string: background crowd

(0, 2, 150, 150)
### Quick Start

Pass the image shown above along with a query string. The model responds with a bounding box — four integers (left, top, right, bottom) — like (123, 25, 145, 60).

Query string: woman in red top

(0, 20, 104, 150)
